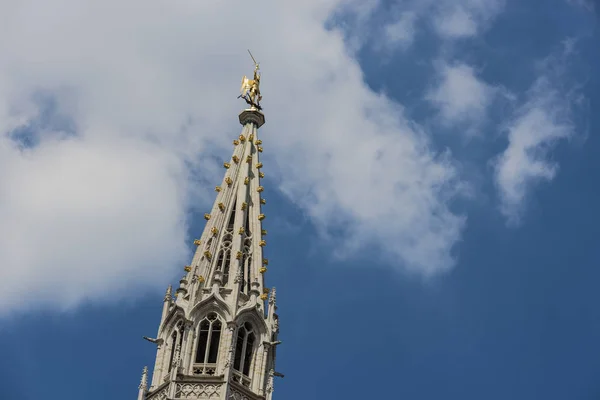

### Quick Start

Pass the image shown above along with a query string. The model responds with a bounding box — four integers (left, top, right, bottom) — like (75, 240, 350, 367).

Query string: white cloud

(494, 44, 581, 224)
(435, 6, 478, 38)
(381, 11, 417, 50)
(329, 0, 505, 54)
(433, 0, 505, 39)
(426, 61, 496, 130)
(566, 0, 596, 12)
(0, 0, 466, 315)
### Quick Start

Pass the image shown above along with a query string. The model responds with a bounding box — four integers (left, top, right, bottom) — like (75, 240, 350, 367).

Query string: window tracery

(216, 232, 233, 286)
(232, 322, 255, 386)
(242, 238, 252, 294)
(193, 313, 222, 376)
(168, 323, 184, 373)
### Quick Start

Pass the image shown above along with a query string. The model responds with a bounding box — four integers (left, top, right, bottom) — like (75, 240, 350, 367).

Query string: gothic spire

(142, 55, 281, 400)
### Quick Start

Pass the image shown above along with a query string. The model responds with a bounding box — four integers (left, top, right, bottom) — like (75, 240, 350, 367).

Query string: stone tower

(137, 63, 281, 400)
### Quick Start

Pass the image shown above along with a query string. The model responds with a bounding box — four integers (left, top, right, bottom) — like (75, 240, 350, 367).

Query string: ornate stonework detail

(229, 389, 251, 400)
(175, 383, 222, 399)
(266, 369, 274, 394)
(146, 386, 168, 400)
(230, 371, 251, 388)
(193, 364, 216, 376)
(234, 266, 243, 284)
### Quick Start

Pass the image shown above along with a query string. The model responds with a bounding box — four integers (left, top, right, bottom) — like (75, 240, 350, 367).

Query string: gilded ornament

(260, 294, 268, 300)
(211, 227, 219, 235)
(232, 155, 240, 164)
(256, 162, 263, 169)
(233, 139, 240, 145)
(198, 275, 205, 283)
(258, 214, 266, 221)
(239, 134, 246, 142)
(215, 186, 222, 192)
(241, 202, 247, 210)
(263, 258, 269, 265)
(239, 51, 263, 109)
(224, 162, 230, 169)
(259, 240, 266, 247)
(194, 239, 201, 246)
(204, 250, 212, 259)
(238, 227, 245, 235)
(260, 198, 266, 205)
(257, 186, 264, 192)
(204, 213, 211, 220)
(184, 265, 192, 272)
(263, 288, 270, 294)
(259, 267, 267, 274)
(246, 155, 252, 163)
(259, 172, 265, 178)
(225, 177, 233, 186)
(257, 146, 263, 153)
(261, 229, 267, 236)
(236, 251, 243, 260)
(255, 139, 262, 145)
(244, 177, 249, 185)
(218, 202, 225, 211)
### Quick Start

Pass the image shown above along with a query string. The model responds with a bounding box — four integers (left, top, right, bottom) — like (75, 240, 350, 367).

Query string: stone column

(181, 320, 195, 375)
(255, 343, 270, 395)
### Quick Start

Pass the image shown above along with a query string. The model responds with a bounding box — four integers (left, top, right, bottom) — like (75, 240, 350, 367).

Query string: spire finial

(139, 366, 148, 390)
(164, 285, 172, 301)
(269, 287, 277, 305)
(238, 50, 263, 110)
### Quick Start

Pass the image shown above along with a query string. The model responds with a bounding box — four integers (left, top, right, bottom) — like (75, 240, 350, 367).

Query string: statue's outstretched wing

(240, 76, 249, 94)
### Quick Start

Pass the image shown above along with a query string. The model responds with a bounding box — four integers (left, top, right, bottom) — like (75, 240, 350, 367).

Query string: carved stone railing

(230, 370, 251, 388)
(192, 363, 217, 376)
(175, 382, 223, 399)
(228, 380, 264, 400)
(146, 383, 169, 400)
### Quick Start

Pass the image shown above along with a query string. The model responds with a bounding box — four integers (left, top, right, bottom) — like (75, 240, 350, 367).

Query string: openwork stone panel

(175, 383, 222, 399)
(146, 386, 168, 400)
(229, 388, 252, 400)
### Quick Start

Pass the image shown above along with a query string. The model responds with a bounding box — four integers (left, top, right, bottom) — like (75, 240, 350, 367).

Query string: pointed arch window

(244, 207, 251, 236)
(222, 250, 231, 285)
(168, 328, 183, 373)
(227, 201, 237, 230)
(233, 322, 255, 378)
(193, 313, 222, 376)
(216, 233, 233, 286)
(242, 237, 252, 294)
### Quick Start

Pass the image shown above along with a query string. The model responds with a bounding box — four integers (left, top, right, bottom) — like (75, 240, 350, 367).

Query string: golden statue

(239, 50, 262, 110)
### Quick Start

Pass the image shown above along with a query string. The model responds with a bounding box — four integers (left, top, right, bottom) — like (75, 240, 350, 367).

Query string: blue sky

(0, 0, 598, 399)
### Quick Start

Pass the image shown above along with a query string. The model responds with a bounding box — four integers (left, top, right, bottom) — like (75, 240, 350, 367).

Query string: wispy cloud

(381, 11, 418, 51)
(426, 61, 496, 132)
(433, 0, 505, 39)
(566, 0, 596, 12)
(330, 0, 505, 52)
(493, 41, 584, 224)
(434, 6, 478, 38)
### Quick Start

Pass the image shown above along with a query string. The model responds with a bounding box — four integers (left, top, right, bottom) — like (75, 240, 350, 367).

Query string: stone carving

(175, 383, 222, 399)
(229, 388, 251, 400)
(146, 386, 168, 400)
(265, 368, 275, 395)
